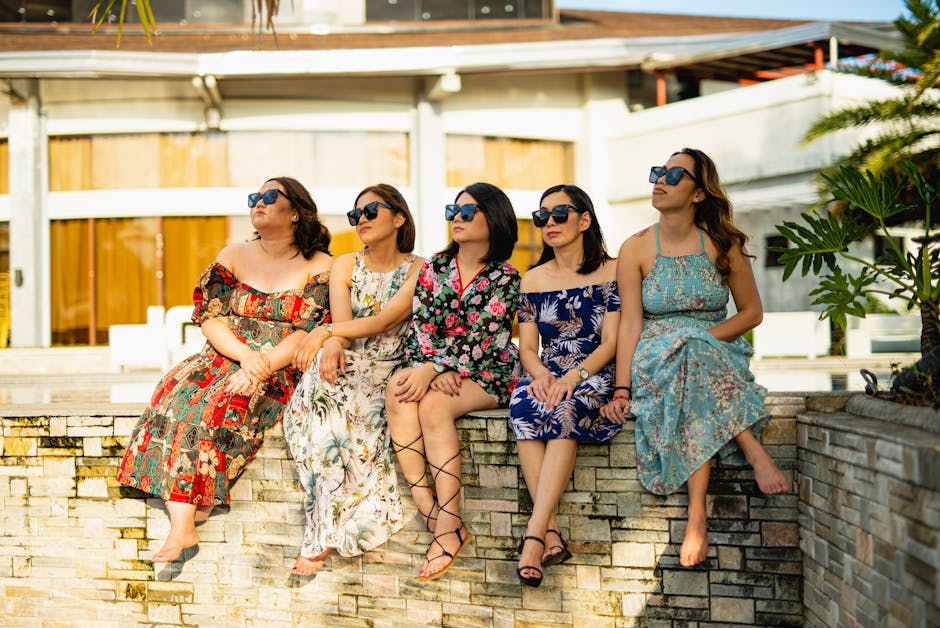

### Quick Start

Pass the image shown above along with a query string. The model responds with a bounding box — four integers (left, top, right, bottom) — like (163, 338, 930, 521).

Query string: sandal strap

(427, 450, 463, 521)
(545, 529, 568, 551)
(425, 526, 466, 562)
(390, 434, 433, 489)
(517, 535, 545, 553)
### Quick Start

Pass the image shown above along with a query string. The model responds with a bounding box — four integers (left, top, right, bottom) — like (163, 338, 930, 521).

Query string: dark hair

(532, 184, 612, 274)
(354, 183, 416, 253)
(264, 176, 331, 259)
(442, 182, 518, 263)
(674, 148, 753, 277)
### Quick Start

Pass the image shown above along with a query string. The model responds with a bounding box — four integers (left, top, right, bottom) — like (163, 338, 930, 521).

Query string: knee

(417, 397, 457, 433)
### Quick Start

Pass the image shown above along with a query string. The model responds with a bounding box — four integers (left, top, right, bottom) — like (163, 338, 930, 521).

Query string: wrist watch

(433, 362, 447, 374)
(578, 367, 589, 381)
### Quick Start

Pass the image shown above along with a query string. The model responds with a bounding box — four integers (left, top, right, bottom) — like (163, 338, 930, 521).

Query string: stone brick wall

(799, 404, 940, 627)
(0, 394, 806, 627)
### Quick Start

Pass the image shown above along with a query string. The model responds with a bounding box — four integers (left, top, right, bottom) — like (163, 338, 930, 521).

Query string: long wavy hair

(532, 184, 611, 274)
(263, 176, 331, 259)
(354, 183, 416, 253)
(675, 148, 753, 277)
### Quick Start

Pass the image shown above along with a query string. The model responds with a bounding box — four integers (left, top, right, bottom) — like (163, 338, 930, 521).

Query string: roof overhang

(0, 20, 901, 82)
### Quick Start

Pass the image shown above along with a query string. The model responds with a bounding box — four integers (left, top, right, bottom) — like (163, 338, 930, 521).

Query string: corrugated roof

(0, 10, 817, 53)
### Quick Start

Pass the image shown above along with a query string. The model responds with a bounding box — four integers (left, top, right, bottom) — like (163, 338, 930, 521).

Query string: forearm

(520, 347, 549, 378)
(575, 339, 618, 377)
(265, 330, 309, 371)
(201, 318, 252, 362)
(708, 308, 762, 342)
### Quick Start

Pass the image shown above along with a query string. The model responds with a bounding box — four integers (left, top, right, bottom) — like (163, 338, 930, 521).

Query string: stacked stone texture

(799, 400, 940, 628)
(0, 395, 805, 626)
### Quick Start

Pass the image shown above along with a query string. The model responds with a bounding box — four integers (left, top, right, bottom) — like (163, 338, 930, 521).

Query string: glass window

(446, 135, 573, 190)
(765, 234, 788, 268)
(366, 0, 417, 21)
(50, 131, 409, 191)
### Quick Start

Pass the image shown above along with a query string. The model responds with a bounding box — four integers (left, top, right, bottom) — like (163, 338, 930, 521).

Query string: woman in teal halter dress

(601, 148, 791, 568)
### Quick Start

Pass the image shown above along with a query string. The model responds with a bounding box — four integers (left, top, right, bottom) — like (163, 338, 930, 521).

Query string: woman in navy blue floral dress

(509, 184, 621, 587)
(386, 182, 521, 582)
(601, 149, 790, 568)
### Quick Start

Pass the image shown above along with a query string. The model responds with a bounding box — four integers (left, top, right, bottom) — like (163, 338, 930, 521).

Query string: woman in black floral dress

(386, 182, 520, 582)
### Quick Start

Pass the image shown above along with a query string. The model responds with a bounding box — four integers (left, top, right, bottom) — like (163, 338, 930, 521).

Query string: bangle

(613, 394, 631, 402)
(613, 385, 632, 397)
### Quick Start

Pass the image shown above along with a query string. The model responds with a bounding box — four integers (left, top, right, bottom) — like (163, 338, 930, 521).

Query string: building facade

(0, 2, 901, 346)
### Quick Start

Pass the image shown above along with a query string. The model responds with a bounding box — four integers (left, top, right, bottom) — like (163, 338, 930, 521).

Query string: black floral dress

(404, 253, 521, 405)
(117, 262, 330, 505)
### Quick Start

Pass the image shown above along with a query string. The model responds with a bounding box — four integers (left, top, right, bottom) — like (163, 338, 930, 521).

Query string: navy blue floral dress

(509, 281, 622, 441)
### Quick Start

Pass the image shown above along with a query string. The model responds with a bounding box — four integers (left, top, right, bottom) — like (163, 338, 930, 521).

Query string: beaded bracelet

(613, 394, 631, 402)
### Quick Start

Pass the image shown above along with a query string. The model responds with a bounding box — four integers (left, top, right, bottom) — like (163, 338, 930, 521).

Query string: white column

(8, 79, 51, 347)
(410, 91, 448, 258)
(576, 72, 630, 249)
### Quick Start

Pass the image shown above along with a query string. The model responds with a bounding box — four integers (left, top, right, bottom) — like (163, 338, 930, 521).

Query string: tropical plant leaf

(808, 266, 880, 329)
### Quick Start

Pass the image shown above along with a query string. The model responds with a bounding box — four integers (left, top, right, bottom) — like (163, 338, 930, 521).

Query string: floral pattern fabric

(282, 252, 413, 558)
(404, 253, 521, 405)
(509, 282, 622, 441)
(117, 262, 330, 505)
(633, 227, 769, 495)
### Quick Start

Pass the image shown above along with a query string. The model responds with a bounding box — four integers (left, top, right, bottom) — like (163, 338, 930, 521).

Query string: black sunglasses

(532, 204, 579, 228)
(445, 203, 481, 222)
(347, 200, 391, 226)
(248, 188, 291, 208)
(649, 165, 695, 186)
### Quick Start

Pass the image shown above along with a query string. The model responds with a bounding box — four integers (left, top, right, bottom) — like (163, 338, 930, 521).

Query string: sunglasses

(649, 165, 695, 185)
(532, 204, 579, 228)
(347, 200, 391, 226)
(445, 203, 481, 222)
(248, 188, 291, 208)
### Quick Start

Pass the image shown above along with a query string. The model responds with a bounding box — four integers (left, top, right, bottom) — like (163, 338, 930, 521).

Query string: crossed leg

(415, 381, 496, 580)
(516, 438, 577, 578)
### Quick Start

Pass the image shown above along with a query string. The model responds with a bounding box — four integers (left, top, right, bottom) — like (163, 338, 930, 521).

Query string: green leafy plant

(775, 161, 939, 357)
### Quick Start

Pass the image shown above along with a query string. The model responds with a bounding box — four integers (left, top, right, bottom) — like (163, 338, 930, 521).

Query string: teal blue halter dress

(632, 225, 770, 495)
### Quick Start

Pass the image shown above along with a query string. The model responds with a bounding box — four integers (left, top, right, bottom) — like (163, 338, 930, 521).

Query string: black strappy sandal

(417, 450, 472, 582)
(542, 529, 573, 567)
(516, 536, 545, 587)
(390, 433, 440, 531)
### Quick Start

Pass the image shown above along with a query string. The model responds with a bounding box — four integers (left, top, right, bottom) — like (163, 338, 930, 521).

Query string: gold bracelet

(326, 324, 333, 337)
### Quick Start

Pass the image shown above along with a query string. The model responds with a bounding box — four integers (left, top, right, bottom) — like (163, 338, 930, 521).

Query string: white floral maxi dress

(283, 253, 413, 558)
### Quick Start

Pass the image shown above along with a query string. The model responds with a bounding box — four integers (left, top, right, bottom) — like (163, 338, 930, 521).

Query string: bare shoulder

(305, 250, 333, 277)
(619, 225, 655, 258)
(520, 264, 547, 292)
(215, 241, 249, 272)
(597, 258, 619, 283)
(407, 255, 426, 275)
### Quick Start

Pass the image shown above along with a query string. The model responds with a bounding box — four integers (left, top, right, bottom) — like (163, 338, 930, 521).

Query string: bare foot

(747, 449, 791, 495)
(679, 516, 708, 567)
(291, 548, 332, 576)
(152, 529, 199, 563)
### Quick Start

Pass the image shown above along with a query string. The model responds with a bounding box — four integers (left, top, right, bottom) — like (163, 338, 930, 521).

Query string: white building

(0, 1, 901, 347)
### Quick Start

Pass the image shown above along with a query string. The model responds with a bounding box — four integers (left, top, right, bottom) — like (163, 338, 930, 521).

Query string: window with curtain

(445, 135, 573, 190)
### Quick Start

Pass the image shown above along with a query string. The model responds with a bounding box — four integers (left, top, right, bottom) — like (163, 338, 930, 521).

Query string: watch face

(579, 368, 589, 380)
(434, 363, 446, 373)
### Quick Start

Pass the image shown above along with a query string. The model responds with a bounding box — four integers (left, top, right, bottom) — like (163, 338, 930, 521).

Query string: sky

(554, 0, 908, 23)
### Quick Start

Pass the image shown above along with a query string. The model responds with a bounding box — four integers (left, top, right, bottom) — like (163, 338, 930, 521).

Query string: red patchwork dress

(116, 262, 330, 505)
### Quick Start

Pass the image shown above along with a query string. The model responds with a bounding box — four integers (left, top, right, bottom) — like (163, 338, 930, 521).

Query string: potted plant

(774, 161, 939, 406)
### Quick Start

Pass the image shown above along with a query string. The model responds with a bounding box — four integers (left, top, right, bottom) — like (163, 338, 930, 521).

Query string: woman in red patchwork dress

(117, 177, 332, 563)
